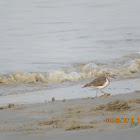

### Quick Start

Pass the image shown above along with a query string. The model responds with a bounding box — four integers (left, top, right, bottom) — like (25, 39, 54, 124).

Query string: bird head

(104, 73, 115, 79)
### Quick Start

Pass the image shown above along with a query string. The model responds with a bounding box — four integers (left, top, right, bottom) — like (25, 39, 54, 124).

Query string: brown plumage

(83, 76, 107, 88)
(82, 73, 114, 97)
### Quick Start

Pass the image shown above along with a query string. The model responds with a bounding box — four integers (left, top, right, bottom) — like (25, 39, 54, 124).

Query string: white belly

(92, 79, 110, 89)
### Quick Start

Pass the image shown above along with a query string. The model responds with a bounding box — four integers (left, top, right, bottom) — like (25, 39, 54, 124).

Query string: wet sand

(0, 91, 140, 139)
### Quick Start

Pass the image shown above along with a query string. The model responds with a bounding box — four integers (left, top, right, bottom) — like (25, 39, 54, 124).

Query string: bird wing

(84, 77, 106, 87)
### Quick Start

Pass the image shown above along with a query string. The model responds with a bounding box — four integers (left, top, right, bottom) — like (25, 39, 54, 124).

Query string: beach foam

(0, 59, 140, 84)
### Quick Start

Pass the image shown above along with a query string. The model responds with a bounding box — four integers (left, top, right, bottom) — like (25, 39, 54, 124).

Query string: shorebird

(83, 73, 115, 97)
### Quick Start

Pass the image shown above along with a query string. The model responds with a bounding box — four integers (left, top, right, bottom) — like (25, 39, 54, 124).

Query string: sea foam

(0, 59, 140, 84)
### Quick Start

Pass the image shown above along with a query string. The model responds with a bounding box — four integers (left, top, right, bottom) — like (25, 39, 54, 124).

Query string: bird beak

(111, 76, 116, 79)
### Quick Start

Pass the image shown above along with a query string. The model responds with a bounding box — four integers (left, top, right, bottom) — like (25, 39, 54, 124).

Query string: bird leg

(96, 89, 99, 97)
(100, 89, 110, 95)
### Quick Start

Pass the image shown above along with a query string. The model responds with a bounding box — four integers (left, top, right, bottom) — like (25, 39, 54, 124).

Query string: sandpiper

(83, 73, 115, 97)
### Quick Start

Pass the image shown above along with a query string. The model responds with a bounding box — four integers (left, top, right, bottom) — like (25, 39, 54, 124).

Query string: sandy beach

(0, 91, 140, 139)
(0, 0, 140, 139)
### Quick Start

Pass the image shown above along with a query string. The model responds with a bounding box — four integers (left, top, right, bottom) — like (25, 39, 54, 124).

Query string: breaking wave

(0, 59, 140, 84)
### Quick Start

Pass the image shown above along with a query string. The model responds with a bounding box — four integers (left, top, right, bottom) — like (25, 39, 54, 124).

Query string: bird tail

(82, 84, 90, 88)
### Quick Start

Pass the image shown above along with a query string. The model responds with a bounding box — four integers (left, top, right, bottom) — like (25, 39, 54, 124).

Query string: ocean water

(0, 0, 140, 105)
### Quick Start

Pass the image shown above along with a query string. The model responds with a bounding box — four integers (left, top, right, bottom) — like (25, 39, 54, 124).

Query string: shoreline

(0, 76, 140, 106)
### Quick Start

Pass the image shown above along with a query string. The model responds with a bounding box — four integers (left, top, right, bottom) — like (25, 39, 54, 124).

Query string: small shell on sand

(62, 99, 65, 102)
(52, 97, 55, 102)
(8, 103, 15, 108)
